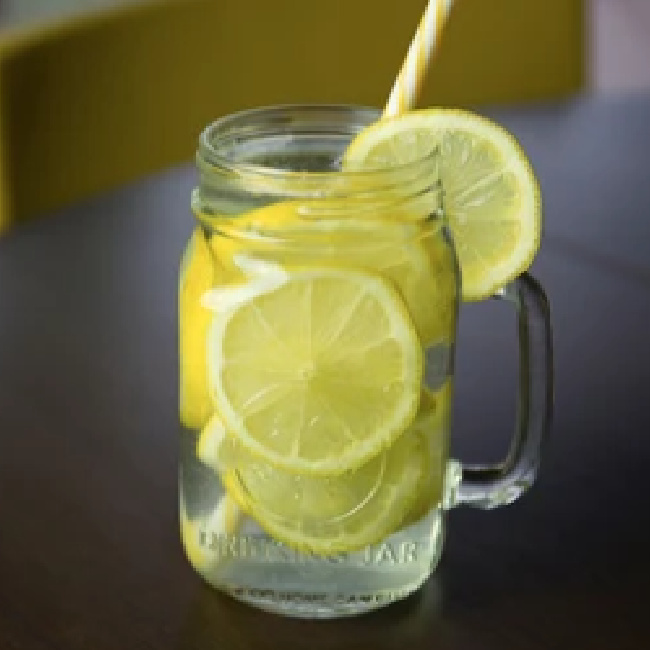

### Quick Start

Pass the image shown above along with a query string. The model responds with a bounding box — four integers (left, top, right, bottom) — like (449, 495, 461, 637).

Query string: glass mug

(178, 105, 552, 618)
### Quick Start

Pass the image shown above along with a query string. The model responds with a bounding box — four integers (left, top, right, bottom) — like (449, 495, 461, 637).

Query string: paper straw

(384, 0, 455, 117)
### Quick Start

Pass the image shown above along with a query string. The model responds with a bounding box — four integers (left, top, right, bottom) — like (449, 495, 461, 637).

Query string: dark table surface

(1, 92, 650, 650)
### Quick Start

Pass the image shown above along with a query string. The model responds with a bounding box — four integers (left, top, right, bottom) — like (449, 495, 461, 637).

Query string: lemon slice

(197, 410, 426, 554)
(179, 228, 216, 429)
(343, 109, 541, 300)
(212, 204, 457, 346)
(207, 265, 423, 475)
(404, 384, 450, 524)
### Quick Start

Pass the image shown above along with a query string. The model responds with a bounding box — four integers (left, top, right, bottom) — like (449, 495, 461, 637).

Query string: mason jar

(178, 105, 551, 618)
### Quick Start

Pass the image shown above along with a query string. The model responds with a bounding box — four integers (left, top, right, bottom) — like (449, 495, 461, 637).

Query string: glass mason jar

(179, 105, 552, 618)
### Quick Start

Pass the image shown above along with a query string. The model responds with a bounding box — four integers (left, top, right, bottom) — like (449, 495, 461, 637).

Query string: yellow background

(0, 0, 584, 232)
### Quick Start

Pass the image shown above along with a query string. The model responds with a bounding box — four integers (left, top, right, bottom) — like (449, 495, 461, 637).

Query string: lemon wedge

(179, 228, 216, 429)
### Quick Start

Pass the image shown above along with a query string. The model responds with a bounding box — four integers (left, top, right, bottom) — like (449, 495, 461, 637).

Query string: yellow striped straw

(384, 0, 455, 117)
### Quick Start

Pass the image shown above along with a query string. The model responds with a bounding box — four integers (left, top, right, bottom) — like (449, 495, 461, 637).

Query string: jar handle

(447, 273, 553, 509)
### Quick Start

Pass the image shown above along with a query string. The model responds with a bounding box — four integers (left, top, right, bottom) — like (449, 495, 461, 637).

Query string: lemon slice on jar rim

(343, 108, 542, 301)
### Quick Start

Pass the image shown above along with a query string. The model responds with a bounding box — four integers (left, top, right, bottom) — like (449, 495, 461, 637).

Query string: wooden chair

(0, 0, 584, 234)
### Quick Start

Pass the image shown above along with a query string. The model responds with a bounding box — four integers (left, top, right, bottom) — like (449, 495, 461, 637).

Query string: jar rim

(196, 104, 440, 189)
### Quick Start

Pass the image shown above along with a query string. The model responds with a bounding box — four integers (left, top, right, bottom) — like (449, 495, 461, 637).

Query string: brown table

(1, 93, 649, 649)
